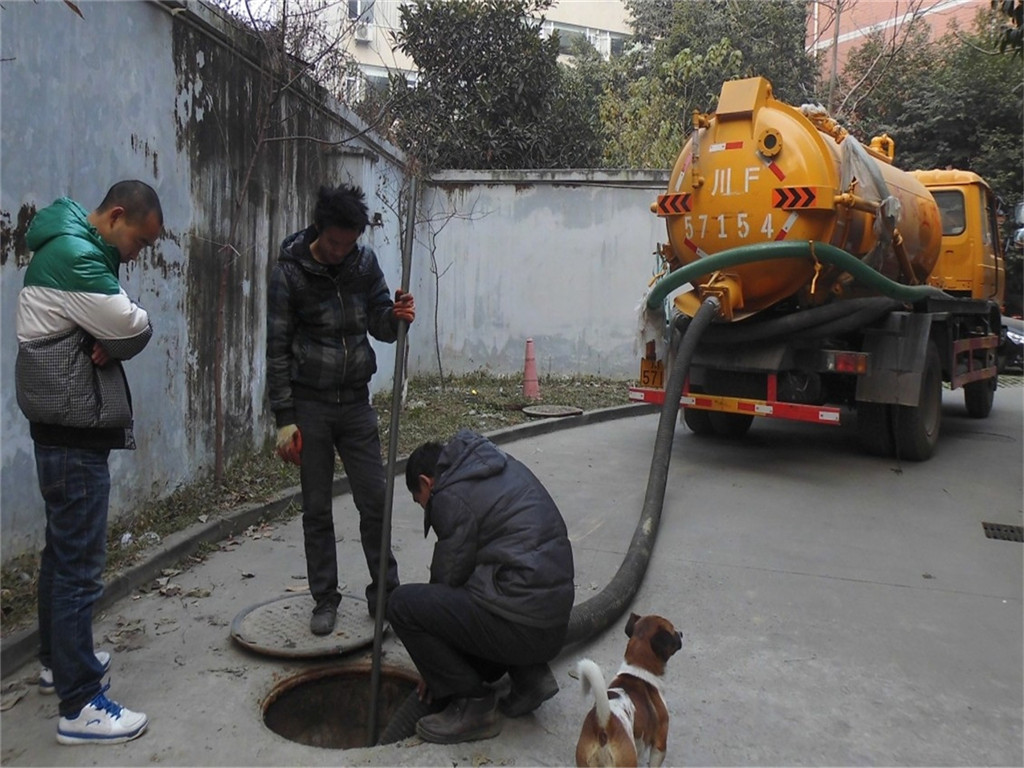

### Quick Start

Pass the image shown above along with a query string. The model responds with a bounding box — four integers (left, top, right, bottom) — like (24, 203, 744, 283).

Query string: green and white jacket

(15, 197, 153, 449)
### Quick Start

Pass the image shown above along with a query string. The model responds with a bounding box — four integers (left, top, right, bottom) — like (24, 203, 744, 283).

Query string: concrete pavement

(1, 387, 1021, 766)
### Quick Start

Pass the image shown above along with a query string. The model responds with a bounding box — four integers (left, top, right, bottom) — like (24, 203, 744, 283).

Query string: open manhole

(263, 661, 419, 749)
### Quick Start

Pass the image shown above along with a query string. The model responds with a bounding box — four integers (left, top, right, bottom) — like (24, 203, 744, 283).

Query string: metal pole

(367, 175, 417, 746)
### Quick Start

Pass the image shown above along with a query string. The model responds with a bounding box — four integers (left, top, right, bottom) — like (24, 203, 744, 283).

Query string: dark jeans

(387, 583, 567, 700)
(34, 445, 111, 717)
(295, 398, 399, 609)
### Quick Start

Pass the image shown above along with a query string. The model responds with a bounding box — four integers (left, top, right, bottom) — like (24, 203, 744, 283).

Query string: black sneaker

(310, 604, 337, 636)
(499, 663, 558, 717)
(415, 692, 501, 744)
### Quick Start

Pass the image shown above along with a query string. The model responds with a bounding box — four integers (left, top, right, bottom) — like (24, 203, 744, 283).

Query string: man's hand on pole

(276, 424, 302, 465)
(393, 289, 415, 324)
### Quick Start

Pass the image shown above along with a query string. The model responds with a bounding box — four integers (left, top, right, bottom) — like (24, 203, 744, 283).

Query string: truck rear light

(827, 351, 869, 374)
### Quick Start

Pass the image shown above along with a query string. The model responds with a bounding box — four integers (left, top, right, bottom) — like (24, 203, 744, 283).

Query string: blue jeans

(34, 445, 110, 717)
(295, 398, 399, 610)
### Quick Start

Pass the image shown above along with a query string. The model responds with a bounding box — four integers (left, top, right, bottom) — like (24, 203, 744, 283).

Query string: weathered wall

(409, 170, 670, 379)
(0, 0, 409, 562)
(0, 1, 671, 565)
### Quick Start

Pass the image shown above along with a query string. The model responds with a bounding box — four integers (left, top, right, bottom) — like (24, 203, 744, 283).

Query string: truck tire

(963, 376, 996, 418)
(707, 411, 754, 438)
(682, 408, 715, 435)
(857, 402, 894, 457)
(893, 342, 942, 461)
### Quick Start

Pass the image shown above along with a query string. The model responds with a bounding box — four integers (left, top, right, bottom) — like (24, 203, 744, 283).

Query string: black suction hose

(562, 296, 720, 646)
(695, 297, 901, 346)
(378, 297, 722, 744)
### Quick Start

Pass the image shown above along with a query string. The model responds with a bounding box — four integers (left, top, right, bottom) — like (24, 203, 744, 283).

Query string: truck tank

(658, 77, 943, 321)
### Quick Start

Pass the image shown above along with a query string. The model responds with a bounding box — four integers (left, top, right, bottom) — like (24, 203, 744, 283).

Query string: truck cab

(913, 169, 1005, 305)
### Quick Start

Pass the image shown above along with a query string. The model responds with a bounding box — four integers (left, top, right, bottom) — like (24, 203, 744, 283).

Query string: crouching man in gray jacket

(389, 429, 575, 744)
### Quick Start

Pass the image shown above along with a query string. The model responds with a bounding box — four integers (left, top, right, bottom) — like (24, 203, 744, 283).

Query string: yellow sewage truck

(630, 77, 1005, 461)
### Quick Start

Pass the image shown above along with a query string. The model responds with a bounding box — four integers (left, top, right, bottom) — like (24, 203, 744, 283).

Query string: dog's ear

(625, 612, 640, 637)
(651, 627, 683, 661)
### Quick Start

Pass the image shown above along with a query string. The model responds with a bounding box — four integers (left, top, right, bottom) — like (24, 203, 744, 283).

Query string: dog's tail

(576, 658, 611, 729)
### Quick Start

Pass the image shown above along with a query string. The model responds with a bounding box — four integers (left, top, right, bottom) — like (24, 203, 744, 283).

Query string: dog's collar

(617, 662, 662, 691)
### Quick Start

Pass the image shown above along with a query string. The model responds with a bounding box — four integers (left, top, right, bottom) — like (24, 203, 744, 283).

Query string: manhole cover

(230, 593, 384, 658)
(522, 404, 584, 418)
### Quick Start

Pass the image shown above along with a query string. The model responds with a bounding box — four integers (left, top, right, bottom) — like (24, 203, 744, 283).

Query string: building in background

(807, 0, 986, 79)
(340, 0, 630, 103)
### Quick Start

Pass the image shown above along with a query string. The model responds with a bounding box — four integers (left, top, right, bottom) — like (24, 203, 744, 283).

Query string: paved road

(1, 386, 1021, 766)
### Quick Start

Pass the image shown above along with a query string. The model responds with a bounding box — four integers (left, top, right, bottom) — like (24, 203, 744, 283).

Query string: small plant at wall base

(0, 373, 631, 635)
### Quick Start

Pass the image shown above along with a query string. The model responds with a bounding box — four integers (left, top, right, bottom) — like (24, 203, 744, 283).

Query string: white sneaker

(39, 650, 111, 695)
(56, 685, 148, 745)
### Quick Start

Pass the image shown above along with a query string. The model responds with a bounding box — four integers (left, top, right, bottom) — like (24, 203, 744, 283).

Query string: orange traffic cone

(522, 338, 540, 400)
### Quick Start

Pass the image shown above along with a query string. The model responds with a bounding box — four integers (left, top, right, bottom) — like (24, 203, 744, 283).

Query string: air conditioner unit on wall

(354, 22, 372, 42)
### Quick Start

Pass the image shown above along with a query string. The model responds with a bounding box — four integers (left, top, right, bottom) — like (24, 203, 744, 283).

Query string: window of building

(348, 0, 374, 22)
(540, 20, 627, 60)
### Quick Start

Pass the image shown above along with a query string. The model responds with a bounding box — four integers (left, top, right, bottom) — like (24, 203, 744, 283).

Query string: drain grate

(982, 522, 1024, 542)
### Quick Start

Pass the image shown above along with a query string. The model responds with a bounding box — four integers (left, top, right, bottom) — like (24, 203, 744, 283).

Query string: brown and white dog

(575, 613, 682, 767)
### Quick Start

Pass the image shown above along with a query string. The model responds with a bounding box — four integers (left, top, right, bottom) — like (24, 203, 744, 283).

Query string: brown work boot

(499, 663, 559, 717)
(415, 692, 501, 744)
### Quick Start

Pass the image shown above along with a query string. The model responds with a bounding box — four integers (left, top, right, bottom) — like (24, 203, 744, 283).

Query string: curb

(0, 403, 657, 680)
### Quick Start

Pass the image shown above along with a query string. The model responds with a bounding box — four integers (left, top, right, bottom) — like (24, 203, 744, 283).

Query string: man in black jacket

(389, 430, 575, 744)
(266, 184, 415, 635)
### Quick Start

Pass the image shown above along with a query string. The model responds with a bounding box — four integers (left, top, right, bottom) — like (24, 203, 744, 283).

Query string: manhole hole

(263, 661, 418, 749)
(230, 593, 383, 658)
(522, 404, 584, 418)
(982, 522, 1024, 542)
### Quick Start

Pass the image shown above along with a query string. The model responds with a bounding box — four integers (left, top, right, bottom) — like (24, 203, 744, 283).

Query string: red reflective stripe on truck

(709, 141, 744, 152)
(774, 211, 799, 241)
(627, 386, 843, 426)
(684, 238, 709, 258)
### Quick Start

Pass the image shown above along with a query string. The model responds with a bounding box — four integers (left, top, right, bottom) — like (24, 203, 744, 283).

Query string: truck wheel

(963, 376, 996, 418)
(857, 402, 893, 457)
(707, 411, 754, 438)
(893, 342, 942, 461)
(682, 408, 715, 435)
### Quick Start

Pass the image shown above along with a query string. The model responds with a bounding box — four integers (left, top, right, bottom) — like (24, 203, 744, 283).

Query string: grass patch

(1, 372, 631, 635)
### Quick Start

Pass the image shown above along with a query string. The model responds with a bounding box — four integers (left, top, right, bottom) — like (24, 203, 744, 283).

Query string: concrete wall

(0, 1, 671, 564)
(0, 0, 409, 562)
(409, 170, 670, 379)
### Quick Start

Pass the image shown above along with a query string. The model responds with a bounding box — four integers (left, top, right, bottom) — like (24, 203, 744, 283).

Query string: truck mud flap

(857, 312, 931, 406)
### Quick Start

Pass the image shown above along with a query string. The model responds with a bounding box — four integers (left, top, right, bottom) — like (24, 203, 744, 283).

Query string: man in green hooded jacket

(15, 180, 162, 746)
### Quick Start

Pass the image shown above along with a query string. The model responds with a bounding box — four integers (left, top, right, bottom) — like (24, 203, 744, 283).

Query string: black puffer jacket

(266, 227, 398, 427)
(425, 430, 575, 628)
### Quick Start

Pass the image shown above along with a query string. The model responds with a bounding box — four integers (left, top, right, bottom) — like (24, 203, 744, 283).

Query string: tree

(624, 0, 818, 104)
(992, 0, 1023, 55)
(602, 0, 817, 168)
(840, 9, 1021, 195)
(378, 0, 602, 170)
(840, 7, 1023, 314)
(600, 39, 743, 167)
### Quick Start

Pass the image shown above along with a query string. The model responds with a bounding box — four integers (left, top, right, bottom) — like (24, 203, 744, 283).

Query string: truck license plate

(639, 358, 664, 388)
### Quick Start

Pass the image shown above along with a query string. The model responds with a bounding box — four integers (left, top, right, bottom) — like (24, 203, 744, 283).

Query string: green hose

(645, 241, 948, 312)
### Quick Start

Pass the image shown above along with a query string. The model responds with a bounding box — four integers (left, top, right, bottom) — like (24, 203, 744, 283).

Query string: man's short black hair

(406, 440, 444, 494)
(314, 184, 369, 234)
(97, 180, 163, 226)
